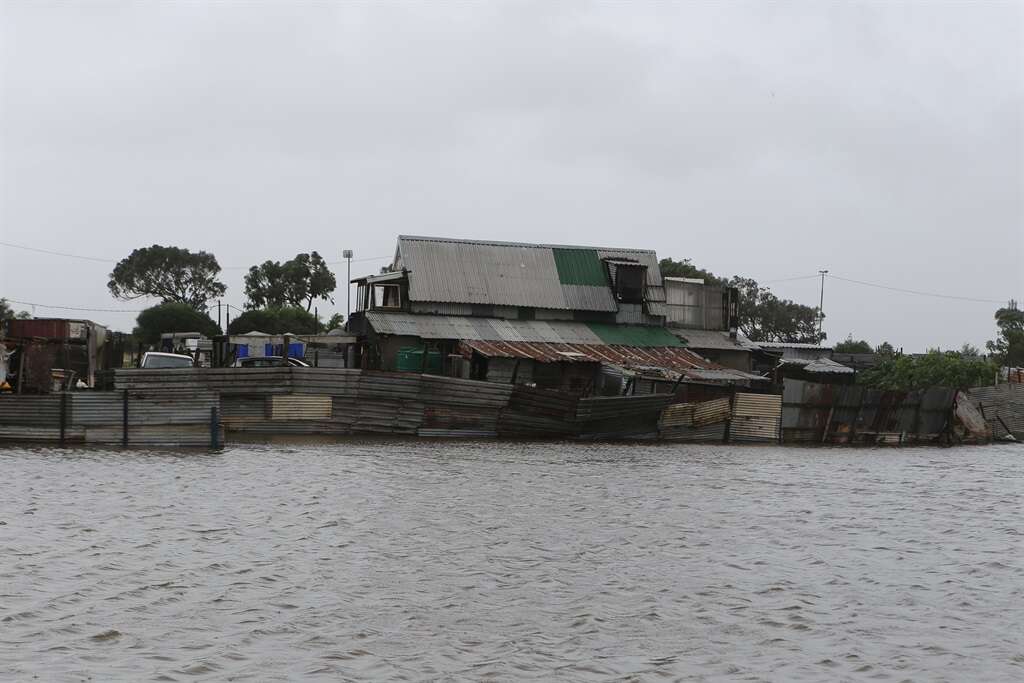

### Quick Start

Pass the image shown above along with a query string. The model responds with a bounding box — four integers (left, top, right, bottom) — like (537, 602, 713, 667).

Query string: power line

(4, 298, 146, 313)
(827, 274, 1008, 305)
(761, 274, 821, 284)
(0, 241, 116, 263)
(0, 240, 391, 269)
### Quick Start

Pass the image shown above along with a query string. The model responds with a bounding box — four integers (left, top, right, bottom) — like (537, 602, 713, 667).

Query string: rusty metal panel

(269, 395, 332, 420)
(6, 319, 71, 339)
(660, 422, 727, 442)
(693, 397, 731, 426)
(730, 415, 780, 442)
(659, 403, 694, 428)
(733, 393, 782, 418)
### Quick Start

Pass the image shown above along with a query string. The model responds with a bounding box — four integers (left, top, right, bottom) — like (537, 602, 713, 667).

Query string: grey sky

(1, 1, 1021, 351)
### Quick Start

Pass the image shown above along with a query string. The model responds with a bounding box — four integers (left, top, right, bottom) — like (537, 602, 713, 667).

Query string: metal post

(343, 249, 353, 323)
(59, 392, 67, 445)
(818, 270, 828, 338)
(121, 389, 128, 447)
(210, 406, 219, 449)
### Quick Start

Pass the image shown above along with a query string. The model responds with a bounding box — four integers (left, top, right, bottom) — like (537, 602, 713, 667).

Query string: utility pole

(818, 270, 829, 338)
(343, 249, 353, 324)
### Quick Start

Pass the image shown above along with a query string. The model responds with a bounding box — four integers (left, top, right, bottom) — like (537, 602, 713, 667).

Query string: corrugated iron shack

(347, 236, 764, 394)
(1, 318, 108, 392)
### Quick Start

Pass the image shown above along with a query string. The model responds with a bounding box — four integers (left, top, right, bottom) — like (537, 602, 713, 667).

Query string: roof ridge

(397, 234, 656, 254)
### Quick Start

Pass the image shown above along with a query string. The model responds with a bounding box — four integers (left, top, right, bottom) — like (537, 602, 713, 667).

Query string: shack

(1, 318, 109, 392)
(348, 235, 764, 393)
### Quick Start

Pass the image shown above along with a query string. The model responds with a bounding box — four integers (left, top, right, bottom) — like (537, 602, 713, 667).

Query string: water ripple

(0, 441, 1021, 680)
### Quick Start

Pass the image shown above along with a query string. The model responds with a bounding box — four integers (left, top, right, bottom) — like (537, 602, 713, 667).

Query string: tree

(958, 343, 982, 359)
(727, 276, 824, 344)
(244, 252, 336, 311)
(876, 341, 897, 356)
(133, 303, 221, 345)
(986, 301, 1024, 367)
(324, 313, 345, 331)
(835, 335, 873, 354)
(658, 258, 726, 286)
(658, 258, 823, 344)
(0, 299, 31, 320)
(859, 351, 995, 391)
(108, 245, 226, 311)
(226, 306, 320, 335)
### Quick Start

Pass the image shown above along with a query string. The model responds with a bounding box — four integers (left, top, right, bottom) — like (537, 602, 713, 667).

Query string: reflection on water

(1, 441, 1021, 680)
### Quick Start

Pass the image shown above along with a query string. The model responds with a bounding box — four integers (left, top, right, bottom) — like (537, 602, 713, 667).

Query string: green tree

(986, 301, 1024, 367)
(657, 258, 727, 286)
(244, 252, 336, 311)
(227, 306, 320, 335)
(324, 313, 345, 331)
(859, 351, 995, 391)
(133, 303, 221, 345)
(727, 276, 824, 344)
(0, 299, 31, 320)
(108, 245, 226, 311)
(876, 341, 897, 356)
(835, 335, 873, 354)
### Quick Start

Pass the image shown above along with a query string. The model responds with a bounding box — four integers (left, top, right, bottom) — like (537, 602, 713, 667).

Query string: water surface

(1, 441, 1021, 681)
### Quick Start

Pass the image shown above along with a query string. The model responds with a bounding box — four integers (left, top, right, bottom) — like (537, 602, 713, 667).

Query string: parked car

(140, 352, 195, 369)
(231, 356, 310, 368)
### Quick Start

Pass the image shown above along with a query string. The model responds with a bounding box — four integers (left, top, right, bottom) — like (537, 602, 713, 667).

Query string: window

(613, 264, 646, 304)
(373, 283, 402, 309)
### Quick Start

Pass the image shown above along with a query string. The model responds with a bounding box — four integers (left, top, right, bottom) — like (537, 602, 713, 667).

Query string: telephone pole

(818, 270, 829, 338)
(343, 249, 353, 324)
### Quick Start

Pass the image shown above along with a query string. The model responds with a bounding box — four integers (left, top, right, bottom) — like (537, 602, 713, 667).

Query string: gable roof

(394, 235, 665, 311)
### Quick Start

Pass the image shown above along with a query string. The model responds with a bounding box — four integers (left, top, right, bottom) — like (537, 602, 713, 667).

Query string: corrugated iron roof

(460, 340, 766, 383)
(587, 323, 682, 347)
(552, 248, 608, 286)
(395, 236, 663, 312)
(672, 329, 750, 351)
(756, 341, 834, 351)
(364, 312, 684, 348)
(778, 357, 855, 374)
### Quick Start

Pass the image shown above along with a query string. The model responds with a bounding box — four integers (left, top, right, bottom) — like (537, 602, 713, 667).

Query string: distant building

(348, 236, 764, 393)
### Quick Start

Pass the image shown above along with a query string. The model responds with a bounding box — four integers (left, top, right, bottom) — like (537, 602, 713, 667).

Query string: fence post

(59, 392, 67, 445)
(210, 406, 219, 449)
(122, 389, 128, 447)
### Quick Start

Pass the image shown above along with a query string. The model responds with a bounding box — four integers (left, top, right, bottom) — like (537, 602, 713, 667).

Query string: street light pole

(343, 249, 353, 323)
(818, 270, 829, 338)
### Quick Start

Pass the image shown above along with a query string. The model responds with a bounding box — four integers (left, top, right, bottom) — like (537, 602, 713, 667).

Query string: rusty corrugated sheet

(6, 319, 71, 339)
(269, 395, 332, 420)
(693, 397, 732, 426)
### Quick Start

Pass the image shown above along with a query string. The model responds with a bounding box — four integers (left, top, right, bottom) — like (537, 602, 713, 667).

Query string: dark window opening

(613, 264, 646, 304)
(517, 307, 536, 320)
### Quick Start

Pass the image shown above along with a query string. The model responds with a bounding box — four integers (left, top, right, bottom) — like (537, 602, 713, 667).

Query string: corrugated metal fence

(782, 379, 957, 445)
(968, 384, 1024, 440)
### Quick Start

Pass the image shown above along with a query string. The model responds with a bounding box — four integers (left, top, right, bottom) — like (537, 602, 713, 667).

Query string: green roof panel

(552, 248, 608, 286)
(586, 323, 683, 347)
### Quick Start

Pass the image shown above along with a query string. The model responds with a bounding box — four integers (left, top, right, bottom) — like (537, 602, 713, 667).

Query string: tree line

(104, 245, 342, 343)
(658, 257, 1024, 372)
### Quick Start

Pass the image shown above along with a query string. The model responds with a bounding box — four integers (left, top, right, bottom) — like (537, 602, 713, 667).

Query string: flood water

(1, 441, 1021, 681)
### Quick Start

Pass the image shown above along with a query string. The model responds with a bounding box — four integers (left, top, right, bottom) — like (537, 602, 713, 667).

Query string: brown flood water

(1, 440, 1021, 681)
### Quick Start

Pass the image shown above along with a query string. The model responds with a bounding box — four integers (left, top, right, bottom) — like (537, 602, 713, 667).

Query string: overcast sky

(1, 1, 1021, 351)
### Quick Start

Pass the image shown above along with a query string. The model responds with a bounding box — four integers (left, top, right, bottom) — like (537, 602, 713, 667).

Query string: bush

(858, 351, 996, 391)
(226, 306, 320, 335)
(134, 303, 221, 345)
